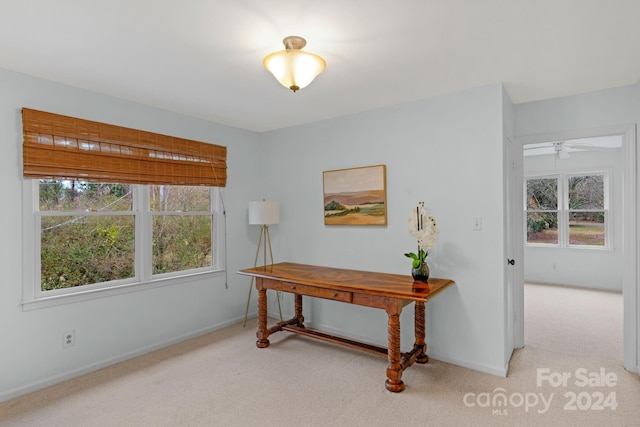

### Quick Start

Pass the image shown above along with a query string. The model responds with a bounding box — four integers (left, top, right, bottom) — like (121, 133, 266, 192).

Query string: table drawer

(283, 282, 352, 303)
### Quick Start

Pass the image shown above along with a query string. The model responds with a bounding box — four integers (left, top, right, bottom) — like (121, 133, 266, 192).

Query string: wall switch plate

(473, 217, 483, 231)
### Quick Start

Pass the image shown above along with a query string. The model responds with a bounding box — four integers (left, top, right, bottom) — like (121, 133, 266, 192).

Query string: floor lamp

(243, 200, 282, 327)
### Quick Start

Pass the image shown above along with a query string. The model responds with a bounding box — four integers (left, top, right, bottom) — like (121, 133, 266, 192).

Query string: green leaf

(404, 252, 418, 260)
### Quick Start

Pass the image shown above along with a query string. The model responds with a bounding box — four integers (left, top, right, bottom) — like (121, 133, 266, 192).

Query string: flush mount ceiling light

(263, 36, 326, 93)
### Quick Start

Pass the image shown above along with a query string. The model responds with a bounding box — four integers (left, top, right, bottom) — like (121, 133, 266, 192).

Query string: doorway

(511, 125, 637, 372)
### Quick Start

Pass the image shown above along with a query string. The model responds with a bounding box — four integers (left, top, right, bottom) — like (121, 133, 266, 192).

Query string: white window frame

(524, 169, 611, 250)
(22, 180, 225, 311)
(525, 172, 560, 247)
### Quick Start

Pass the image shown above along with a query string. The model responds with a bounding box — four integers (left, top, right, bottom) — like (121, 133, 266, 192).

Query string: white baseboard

(0, 316, 245, 403)
(307, 321, 508, 377)
(428, 352, 508, 377)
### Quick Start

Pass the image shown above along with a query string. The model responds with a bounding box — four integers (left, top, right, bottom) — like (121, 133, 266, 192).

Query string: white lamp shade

(248, 201, 280, 225)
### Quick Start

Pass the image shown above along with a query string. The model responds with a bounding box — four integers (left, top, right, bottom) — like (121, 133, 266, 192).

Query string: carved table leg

(385, 310, 405, 392)
(414, 301, 429, 364)
(294, 294, 305, 327)
(256, 287, 270, 348)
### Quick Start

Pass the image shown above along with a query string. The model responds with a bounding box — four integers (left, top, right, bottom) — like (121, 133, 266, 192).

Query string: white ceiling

(1, 0, 639, 132)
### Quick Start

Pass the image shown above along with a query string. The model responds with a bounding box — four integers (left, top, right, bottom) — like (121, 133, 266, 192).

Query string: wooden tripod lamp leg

(243, 224, 283, 327)
(264, 226, 282, 321)
(243, 227, 264, 327)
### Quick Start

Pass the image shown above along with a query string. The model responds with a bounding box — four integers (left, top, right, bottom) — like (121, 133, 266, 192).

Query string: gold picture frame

(323, 164, 387, 226)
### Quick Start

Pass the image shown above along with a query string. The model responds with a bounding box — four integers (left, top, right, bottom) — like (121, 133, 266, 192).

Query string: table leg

(414, 301, 429, 364)
(385, 310, 405, 392)
(294, 294, 305, 327)
(256, 287, 270, 348)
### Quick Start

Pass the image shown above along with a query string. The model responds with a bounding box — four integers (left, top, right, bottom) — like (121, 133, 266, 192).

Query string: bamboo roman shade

(22, 108, 227, 187)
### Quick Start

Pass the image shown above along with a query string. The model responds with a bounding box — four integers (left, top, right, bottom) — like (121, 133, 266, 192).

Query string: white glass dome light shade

(263, 36, 326, 92)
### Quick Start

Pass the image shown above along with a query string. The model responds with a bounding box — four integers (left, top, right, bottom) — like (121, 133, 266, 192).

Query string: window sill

(525, 243, 611, 251)
(22, 269, 225, 311)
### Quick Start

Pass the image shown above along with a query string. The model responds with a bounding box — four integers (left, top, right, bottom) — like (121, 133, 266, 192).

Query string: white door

(505, 134, 525, 356)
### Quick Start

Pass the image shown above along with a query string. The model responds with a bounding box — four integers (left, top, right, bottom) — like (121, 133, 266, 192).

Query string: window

(567, 175, 606, 246)
(39, 181, 135, 292)
(150, 185, 214, 275)
(21, 108, 227, 309)
(526, 177, 559, 244)
(525, 171, 609, 248)
(25, 180, 222, 307)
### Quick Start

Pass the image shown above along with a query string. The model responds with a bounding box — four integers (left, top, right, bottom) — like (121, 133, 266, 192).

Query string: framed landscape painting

(323, 164, 387, 226)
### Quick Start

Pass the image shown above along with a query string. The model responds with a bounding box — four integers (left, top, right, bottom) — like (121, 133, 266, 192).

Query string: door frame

(513, 124, 637, 373)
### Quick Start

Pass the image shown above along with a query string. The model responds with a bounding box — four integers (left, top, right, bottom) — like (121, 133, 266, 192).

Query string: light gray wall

(523, 149, 624, 291)
(515, 85, 638, 135)
(259, 84, 510, 375)
(0, 68, 263, 400)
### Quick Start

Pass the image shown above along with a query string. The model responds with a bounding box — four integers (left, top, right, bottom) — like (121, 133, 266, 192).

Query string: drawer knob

(332, 293, 338, 298)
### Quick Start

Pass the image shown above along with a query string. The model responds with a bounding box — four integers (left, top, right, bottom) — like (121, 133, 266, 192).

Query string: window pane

(568, 175, 604, 209)
(152, 215, 212, 274)
(150, 185, 210, 212)
(39, 180, 132, 211)
(526, 178, 557, 210)
(527, 212, 558, 244)
(569, 211, 605, 246)
(41, 215, 135, 291)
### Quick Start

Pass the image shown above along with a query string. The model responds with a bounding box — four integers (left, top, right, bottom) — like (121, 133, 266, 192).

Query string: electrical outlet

(63, 330, 75, 348)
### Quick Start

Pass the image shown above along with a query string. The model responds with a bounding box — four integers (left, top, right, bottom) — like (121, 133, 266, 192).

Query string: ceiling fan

(554, 142, 570, 159)
(523, 137, 622, 159)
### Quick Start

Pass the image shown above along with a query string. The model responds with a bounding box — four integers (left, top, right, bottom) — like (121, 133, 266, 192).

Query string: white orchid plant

(404, 202, 438, 268)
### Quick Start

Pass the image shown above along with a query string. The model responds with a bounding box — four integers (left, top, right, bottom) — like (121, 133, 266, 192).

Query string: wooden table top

(237, 262, 454, 302)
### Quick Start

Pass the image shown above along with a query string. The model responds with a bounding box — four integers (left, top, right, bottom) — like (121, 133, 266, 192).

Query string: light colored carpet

(1, 284, 639, 426)
(524, 282, 623, 363)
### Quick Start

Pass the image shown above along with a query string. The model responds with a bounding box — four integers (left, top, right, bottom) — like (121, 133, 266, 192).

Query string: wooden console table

(237, 262, 454, 392)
